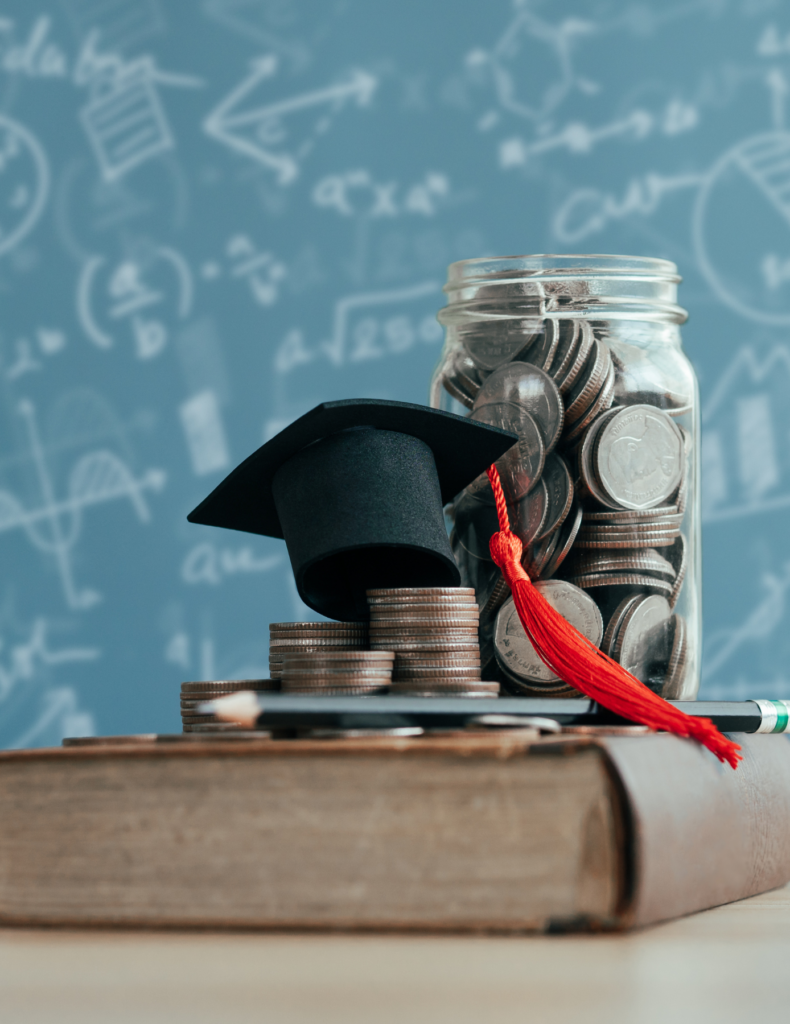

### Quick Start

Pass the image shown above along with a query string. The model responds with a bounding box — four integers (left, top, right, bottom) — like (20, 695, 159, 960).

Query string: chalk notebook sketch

(0, 0, 787, 745)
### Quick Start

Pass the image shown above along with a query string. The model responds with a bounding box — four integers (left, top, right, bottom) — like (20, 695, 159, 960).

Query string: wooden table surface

(2, 884, 788, 1024)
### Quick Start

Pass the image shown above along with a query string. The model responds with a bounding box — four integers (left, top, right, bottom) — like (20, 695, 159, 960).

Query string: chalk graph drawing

(0, 614, 99, 749)
(694, 131, 790, 326)
(701, 345, 790, 523)
(701, 561, 790, 700)
(203, 56, 378, 184)
(0, 396, 165, 610)
(0, 115, 49, 259)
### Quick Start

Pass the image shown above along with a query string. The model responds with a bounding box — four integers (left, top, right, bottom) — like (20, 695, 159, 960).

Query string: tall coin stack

(268, 621, 368, 679)
(279, 650, 394, 694)
(367, 587, 499, 697)
(181, 679, 279, 732)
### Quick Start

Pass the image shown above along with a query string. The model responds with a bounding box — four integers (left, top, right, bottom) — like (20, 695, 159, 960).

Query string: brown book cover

(0, 731, 788, 931)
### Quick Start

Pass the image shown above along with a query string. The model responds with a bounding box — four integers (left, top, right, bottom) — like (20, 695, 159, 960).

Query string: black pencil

(199, 692, 790, 734)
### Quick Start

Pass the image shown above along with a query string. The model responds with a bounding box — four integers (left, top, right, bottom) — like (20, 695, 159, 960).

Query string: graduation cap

(188, 399, 516, 621)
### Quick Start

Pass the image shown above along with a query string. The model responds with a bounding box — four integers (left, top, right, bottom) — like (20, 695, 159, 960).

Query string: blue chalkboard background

(0, 0, 788, 746)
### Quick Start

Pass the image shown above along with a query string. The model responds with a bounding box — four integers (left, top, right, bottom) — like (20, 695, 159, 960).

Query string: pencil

(198, 693, 790, 734)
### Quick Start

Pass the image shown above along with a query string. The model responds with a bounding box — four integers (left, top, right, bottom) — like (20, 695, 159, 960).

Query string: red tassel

(485, 464, 742, 769)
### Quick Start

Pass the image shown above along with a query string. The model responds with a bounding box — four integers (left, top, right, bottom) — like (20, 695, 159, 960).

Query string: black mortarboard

(187, 399, 516, 621)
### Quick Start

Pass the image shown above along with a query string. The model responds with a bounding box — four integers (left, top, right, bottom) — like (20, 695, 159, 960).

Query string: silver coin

(284, 687, 386, 696)
(369, 602, 479, 614)
(601, 594, 643, 656)
(568, 548, 675, 579)
(443, 374, 475, 410)
(662, 614, 687, 698)
(389, 689, 499, 698)
(452, 490, 502, 560)
(366, 597, 479, 608)
(269, 637, 368, 648)
(370, 611, 479, 622)
(393, 650, 482, 662)
(372, 614, 481, 622)
(566, 572, 673, 597)
(474, 361, 564, 452)
(613, 594, 672, 685)
(510, 477, 548, 546)
(555, 319, 594, 394)
(269, 622, 367, 632)
(367, 587, 476, 599)
(371, 641, 480, 651)
(576, 528, 680, 546)
(494, 582, 603, 685)
(539, 502, 583, 580)
(563, 361, 616, 444)
(479, 575, 511, 622)
(364, 598, 475, 602)
(667, 534, 687, 609)
(393, 674, 484, 685)
(582, 505, 678, 524)
(520, 317, 561, 370)
(370, 628, 480, 639)
(181, 680, 278, 693)
(573, 535, 676, 550)
(394, 665, 483, 676)
(537, 453, 574, 539)
(564, 338, 611, 424)
(470, 402, 545, 502)
(182, 724, 249, 733)
(578, 407, 622, 509)
(282, 651, 393, 663)
(460, 321, 544, 372)
(523, 528, 559, 580)
(594, 405, 684, 510)
(547, 319, 580, 388)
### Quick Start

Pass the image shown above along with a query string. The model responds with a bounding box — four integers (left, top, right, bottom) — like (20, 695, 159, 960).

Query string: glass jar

(431, 255, 699, 700)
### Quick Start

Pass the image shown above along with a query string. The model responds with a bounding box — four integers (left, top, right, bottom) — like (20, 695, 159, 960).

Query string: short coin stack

(279, 650, 394, 694)
(181, 679, 279, 732)
(268, 621, 368, 679)
(367, 587, 499, 697)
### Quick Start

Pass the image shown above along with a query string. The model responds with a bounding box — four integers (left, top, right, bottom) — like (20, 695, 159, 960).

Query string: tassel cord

(486, 465, 742, 769)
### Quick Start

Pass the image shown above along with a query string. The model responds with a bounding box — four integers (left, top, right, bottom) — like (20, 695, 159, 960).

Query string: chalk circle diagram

(694, 132, 790, 326)
(0, 115, 49, 258)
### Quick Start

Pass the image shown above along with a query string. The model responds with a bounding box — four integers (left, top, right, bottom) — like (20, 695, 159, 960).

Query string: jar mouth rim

(446, 253, 681, 284)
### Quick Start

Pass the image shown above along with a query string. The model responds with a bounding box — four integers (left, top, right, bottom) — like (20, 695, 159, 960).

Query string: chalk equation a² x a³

(0, 399, 166, 610)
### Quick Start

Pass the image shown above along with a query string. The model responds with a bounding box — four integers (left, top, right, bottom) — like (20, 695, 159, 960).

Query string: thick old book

(1, 731, 789, 931)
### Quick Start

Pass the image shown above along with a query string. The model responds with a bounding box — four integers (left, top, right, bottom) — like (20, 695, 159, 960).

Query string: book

(0, 731, 789, 931)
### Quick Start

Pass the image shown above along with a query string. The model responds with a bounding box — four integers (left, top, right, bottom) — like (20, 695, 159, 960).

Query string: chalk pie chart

(694, 132, 790, 326)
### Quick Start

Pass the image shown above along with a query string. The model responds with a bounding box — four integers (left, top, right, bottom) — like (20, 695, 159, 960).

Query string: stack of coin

(268, 621, 368, 679)
(181, 679, 279, 732)
(367, 587, 498, 697)
(279, 650, 394, 694)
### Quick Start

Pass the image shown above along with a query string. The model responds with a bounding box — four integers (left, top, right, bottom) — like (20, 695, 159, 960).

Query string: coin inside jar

(452, 490, 501, 561)
(536, 453, 574, 539)
(593, 404, 684, 511)
(457, 320, 543, 372)
(612, 593, 672, 685)
(473, 361, 564, 452)
(509, 477, 548, 547)
(470, 401, 545, 502)
(494, 582, 603, 685)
